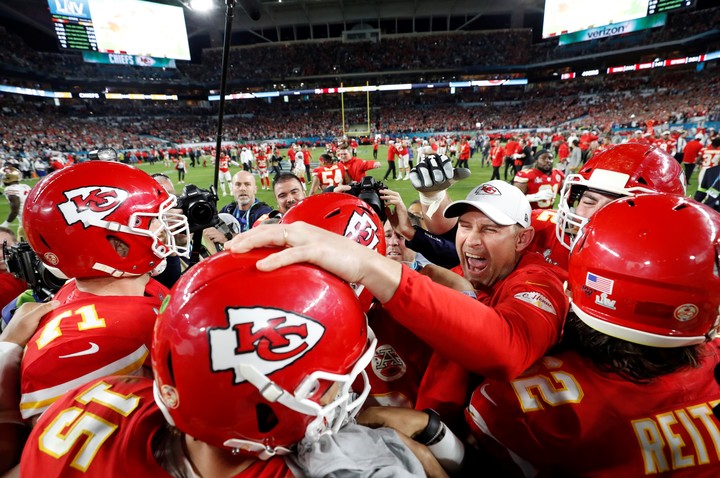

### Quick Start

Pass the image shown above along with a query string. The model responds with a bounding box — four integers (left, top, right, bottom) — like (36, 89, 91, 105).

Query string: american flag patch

(585, 273, 614, 294)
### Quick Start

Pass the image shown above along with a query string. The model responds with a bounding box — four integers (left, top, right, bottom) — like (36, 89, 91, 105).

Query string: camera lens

(189, 202, 215, 227)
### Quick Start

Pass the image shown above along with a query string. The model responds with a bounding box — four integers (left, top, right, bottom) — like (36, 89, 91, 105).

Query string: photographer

(206, 171, 271, 245)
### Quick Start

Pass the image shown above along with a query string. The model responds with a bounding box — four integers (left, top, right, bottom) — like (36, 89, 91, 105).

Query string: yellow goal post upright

(340, 81, 372, 137)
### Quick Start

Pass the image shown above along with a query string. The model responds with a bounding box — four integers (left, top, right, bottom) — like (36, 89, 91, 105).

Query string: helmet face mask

(152, 249, 375, 457)
(23, 161, 190, 279)
(556, 144, 686, 250)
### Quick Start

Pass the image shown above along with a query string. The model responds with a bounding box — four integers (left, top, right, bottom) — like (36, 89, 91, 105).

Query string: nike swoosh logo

(59, 342, 100, 359)
(479, 383, 497, 407)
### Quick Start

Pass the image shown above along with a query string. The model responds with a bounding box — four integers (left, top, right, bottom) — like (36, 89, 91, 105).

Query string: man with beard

(219, 171, 272, 233)
(513, 149, 565, 210)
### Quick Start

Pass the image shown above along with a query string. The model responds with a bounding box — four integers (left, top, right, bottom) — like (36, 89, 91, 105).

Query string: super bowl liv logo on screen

(49, 0, 92, 20)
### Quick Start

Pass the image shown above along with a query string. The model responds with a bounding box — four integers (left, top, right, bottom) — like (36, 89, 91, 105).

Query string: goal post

(341, 82, 371, 136)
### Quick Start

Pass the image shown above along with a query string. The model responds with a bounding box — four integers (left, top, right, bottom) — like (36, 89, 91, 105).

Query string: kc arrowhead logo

(209, 307, 325, 383)
(345, 210, 380, 251)
(57, 186, 129, 228)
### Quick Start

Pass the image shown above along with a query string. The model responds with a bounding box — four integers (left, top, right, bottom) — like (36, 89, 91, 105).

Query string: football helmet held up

(152, 248, 375, 457)
(557, 143, 686, 250)
(568, 194, 720, 347)
(23, 161, 189, 279)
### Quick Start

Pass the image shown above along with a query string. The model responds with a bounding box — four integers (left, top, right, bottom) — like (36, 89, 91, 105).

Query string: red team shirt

(527, 209, 569, 270)
(20, 279, 168, 419)
(700, 146, 720, 170)
(466, 341, 720, 477)
(383, 255, 569, 382)
(0, 271, 27, 311)
(21, 376, 294, 477)
(343, 157, 377, 182)
(361, 306, 433, 409)
(513, 168, 565, 209)
(312, 163, 347, 189)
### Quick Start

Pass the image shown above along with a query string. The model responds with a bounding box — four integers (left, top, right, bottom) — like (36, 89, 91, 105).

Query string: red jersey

(466, 341, 720, 477)
(504, 140, 522, 158)
(395, 145, 408, 158)
(20, 280, 168, 419)
(0, 271, 27, 310)
(313, 163, 347, 189)
(219, 156, 231, 173)
(460, 142, 471, 160)
(491, 146, 505, 167)
(362, 306, 432, 409)
(21, 376, 294, 478)
(683, 139, 703, 164)
(256, 156, 268, 172)
(514, 168, 565, 209)
(387, 144, 397, 161)
(658, 138, 676, 155)
(557, 142, 569, 161)
(527, 209, 569, 270)
(383, 253, 568, 381)
(700, 146, 720, 170)
(343, 157, 378, 182)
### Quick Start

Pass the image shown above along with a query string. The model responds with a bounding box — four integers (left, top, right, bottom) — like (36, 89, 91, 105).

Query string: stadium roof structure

(0, 0, 546, 53)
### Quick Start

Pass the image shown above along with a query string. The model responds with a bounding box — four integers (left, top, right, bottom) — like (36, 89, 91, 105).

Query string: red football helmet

(568, 194, 720, 347)
(557, 143, 686, 250)
(152, 249, 375, 457)
(281, 192, 385, 255)
(281, 192, 386, 312)
(23, 161, 189, 279)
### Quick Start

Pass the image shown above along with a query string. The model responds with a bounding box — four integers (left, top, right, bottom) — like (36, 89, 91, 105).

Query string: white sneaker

(397, 174, 403, 180)
(403, 175, 410, 180)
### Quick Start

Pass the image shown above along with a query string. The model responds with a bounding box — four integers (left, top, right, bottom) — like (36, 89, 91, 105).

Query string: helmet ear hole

(256, 403, 279, 434)
(108, 236, 130, 258)
(324, 208, 342, 220)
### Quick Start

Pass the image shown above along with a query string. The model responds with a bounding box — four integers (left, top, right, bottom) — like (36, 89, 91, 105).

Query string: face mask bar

(556, 171, 657, 251)
(130, 195, 191, 259)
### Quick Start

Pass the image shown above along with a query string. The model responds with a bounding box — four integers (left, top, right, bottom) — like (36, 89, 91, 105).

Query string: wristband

(427, 423, 465, 474)
(413, 408, 442, 445)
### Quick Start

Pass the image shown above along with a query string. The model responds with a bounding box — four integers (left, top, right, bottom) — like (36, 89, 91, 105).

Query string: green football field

(0, 144, 699, 231)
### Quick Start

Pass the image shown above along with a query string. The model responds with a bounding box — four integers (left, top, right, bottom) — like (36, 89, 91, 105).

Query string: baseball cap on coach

(443, 180, 531, 228)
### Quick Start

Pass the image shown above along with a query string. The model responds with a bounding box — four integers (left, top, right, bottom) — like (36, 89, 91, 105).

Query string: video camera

(348, 176, 387, 222)
(2, 241, 65, 301)
(176, 184, 220, 234)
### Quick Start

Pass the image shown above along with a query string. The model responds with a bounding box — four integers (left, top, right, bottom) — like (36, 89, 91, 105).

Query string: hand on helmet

(409, 154, 471, 193)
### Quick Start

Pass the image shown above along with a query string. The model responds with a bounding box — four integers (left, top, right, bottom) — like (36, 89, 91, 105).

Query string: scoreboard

(647, 0, 695, 16)
(48, 0, 98, 52)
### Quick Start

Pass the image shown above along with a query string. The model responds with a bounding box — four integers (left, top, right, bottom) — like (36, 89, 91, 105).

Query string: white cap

(443, 180, 531, 228)
(695, 133, 704, 140)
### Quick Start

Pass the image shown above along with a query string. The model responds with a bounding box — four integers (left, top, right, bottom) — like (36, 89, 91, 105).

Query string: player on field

(512, 149, 565, 210)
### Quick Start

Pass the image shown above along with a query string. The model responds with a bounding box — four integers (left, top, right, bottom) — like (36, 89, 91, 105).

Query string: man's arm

(227, 224, 568, 380)
(309, 176, 322, 196)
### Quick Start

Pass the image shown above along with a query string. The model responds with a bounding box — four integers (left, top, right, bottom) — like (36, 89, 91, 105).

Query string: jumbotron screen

(542, 0, 695, 39)
(48, 0, 191, 60)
